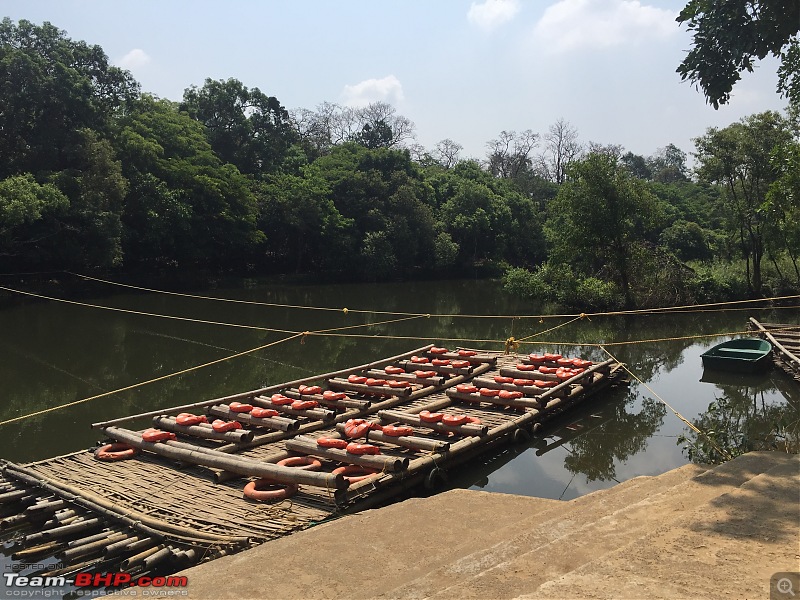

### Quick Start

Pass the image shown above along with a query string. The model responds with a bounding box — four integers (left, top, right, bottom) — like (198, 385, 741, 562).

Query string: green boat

(701, 338, 773, 374)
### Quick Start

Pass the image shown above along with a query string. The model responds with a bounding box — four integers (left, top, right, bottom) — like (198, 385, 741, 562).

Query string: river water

(1, 276, 797, 501)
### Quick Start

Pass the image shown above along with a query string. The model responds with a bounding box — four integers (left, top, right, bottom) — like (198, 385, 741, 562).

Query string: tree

(677, 0, 800, 108)
(545, 152, 662, 306)
(694, 111, 794, 294)
(486, 130, 538, 180)
(648, 144, 690, 183)
(433, 139, 463, 169)
(537, 118, 582, 184)
(181, 78, 296, 176)
(0, 18, 138, 178)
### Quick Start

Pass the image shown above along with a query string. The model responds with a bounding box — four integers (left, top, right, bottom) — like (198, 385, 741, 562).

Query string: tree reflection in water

(679, 370, 800, 464)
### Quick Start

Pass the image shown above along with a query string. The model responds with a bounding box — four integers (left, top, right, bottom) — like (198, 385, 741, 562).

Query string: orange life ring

(317, 437, 349, 449)
(141, 429, 177, 443)
(458, 350, 477, 357)
(322, 390, 348, 401)
(344, 419, 371, 438)
(277, 456, 322, 471)
(382, 425, 414, 437)
(429, 347, 449, 354)
(516, 364, 537, 371)
(414, 370, 436, 378)
(270, 394, 293, 405)
(431, 358, 451, 366)
(387, 380, 411, 388)
(251, 407, 279, 419)
(298, 384, 322, 395)
(513, 379, 534, 386)
(348, 374, 368, 384)
(441, 414, 468, 426)
(466, 416, 482, 425)
(95, 443, 138, 461)
(212, 419, 243, 433)
(479, 388, 500, 397)
(528, 353, 546, 364)
(346, 442, 381, 455)
(410, 356, 430, 363)
(243, 478, 298, 502)
(494, 376, 514, 384)
(291, 399, 319, 410)
(543, 353, 562, 361)
(451, 360, 471, 369)
(418, 410, 443, 423)
(384, 366, 405, 375)
(456, 384, 478, 394)
(365, 378, 386, 387)
(175, 413, 207, 426)
(499, 390, 524, 400)
(229, 402, 254, 413)
(333, 465, 378, 484)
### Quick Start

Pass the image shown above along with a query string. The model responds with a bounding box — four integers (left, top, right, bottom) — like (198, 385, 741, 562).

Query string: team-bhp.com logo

(4, 572, 188, 596)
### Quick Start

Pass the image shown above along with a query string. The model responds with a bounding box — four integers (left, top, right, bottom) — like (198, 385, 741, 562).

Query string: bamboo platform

(0, 344, 623, 586)
(749, 318, 800, 382)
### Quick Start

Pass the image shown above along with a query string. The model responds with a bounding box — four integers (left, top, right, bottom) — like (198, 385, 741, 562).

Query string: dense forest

(1, 18, 798, 309)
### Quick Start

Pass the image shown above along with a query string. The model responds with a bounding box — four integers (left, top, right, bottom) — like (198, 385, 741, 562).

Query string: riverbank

(175, 451, 799, 599)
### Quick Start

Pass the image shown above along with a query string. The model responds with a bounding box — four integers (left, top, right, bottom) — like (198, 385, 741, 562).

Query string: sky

(3, 0, 790, 163)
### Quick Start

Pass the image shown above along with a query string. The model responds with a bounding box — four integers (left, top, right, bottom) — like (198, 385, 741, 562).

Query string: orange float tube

(251, 407, 279, 419)
(451, 360, 471, 369)
(298, 384, 322, 395)
(538, 366, 556, 374)
(494, 376, 514, 384)
(333, 465, 378, 484)
(429, 347, 449, 354)
(322, 390, 348, 401)
(346, 442, 381, 455)
(384, 366, 405, 375)
(466, 416, 482, 425)
(431, 358, 451, 366)
(441, 414, 469, 426)
(270, 394, 293, 405)
(277, 456, 322, 471)
(365, 378, 387, 386)
(419, 410, 443, 423)
(410, 356, 430, 363)
(516, 364, 537, 371)
(499, 390, 524, 400)
(211, 419, 243, 433)
(175, 413, 207, 426)
(387, 380, 411, 388)
(458, 350, 477, 357)
(543, 353, 562, 361)
(243, 478, 298, 502)
(479, 388, 500, 397)
(456, 384, 478, 394)
(513, 379, 534, 386)
(229, 402, 253, 413)
(534, 379, 557, 388)
(141, 429, 176, 443)
(382, 425, 414, 437)
(348, 374, 368, 384)
(317, 437, 349, 449)
(291, 399, 319, 410)
(95, 443, 138, 461)
(528, 353, 546, 364)
(414, 370, 436, 378)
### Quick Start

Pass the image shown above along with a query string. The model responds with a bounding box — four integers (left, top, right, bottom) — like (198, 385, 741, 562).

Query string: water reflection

(0, 276, 797, 496)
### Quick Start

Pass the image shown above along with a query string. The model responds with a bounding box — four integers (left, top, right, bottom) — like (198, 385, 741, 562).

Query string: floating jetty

(0, 344, 623, 585)
(749, 318, 800, 382)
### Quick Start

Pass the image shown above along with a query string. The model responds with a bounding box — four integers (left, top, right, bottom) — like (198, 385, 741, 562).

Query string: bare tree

(537, 118, 582, 183)
(486, 129, 538, 179)
(433, 138, 463, 169)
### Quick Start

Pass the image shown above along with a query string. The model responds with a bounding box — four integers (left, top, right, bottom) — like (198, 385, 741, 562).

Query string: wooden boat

(701, 338, 773, 374)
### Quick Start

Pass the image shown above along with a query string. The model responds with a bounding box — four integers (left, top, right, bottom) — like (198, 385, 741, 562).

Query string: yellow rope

(67, 272, 800, 320)
(516, 315, 585, 343)
(600, 346, 733, 461)
(0, 333, 303, 427)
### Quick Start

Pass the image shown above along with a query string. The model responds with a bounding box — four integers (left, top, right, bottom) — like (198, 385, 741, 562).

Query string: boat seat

(716, 348, 767, 355)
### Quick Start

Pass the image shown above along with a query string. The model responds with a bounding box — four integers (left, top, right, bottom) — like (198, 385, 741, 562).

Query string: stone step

(424, 454, 796, 598)
(523, 452, 800, 599)
(388, 452, 783, 600)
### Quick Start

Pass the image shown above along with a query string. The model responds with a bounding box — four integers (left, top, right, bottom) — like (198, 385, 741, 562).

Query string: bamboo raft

(749, 318, 800, 382)
(0, 344, 624, 585)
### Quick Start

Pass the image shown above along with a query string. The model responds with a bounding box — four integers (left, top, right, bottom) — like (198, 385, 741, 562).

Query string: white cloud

(118, 48, 151, 70)
(341, 75, 404, 107)
(468, 0, 521, 31)
(533, 0, 677, 54)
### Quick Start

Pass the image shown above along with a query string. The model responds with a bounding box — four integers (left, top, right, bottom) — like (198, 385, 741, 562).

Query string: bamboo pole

(471, 377, 566, 397)
(142, 545, 173, 570)
(12, 540, 62, 559)
(282, 389, 370, 410)
(251, 396, 336, 421)
(24, 518, 101, 544)
(204, 407, 299, 432)
(446, 389, 542, 410)
(25, 499, 66, 513)
(91, 344, 435, 428)
(104, 536, 144, 557)
(333, 424, 450, 452)
(326, 379, 412, 397)
(0, 489, 31, 503)
(285, 437, 409, 472)
(425, 351, 497, 365)
(378, 409, 488, 437)
(152, 415, 257, 442)
(395, 360, 472, 377)
(60, 531, 129, 561)
(121, 544, 162, 570)
(750, 317, 800, 367)
(102, 426, 347, 491)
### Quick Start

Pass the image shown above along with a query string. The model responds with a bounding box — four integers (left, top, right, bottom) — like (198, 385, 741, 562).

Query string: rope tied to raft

(504, 337, 519, 354)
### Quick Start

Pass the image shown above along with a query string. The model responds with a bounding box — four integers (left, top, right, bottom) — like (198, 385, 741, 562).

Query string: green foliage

(502, 264, 623, 310)
(659, 219, 713, 261)
(677, 0, 800, 108)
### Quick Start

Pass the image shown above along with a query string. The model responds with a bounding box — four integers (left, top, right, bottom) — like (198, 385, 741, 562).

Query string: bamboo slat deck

(0, 344, 624, 587)
(749, 318, 800, 382)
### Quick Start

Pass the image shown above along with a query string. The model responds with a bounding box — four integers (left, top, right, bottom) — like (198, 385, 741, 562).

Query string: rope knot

(504, 336, 519, 354)
(342, 307, 349, 315)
